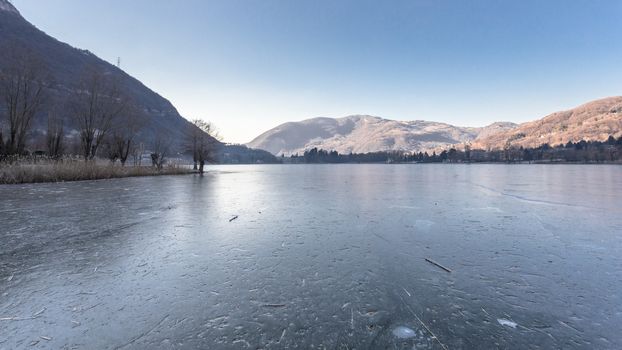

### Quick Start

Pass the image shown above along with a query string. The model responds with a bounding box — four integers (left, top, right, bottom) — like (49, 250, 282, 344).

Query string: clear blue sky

(11, 0, 622, 143)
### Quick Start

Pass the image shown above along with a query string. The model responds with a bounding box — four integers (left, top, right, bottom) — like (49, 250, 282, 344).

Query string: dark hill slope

(0, 0, 196, 153)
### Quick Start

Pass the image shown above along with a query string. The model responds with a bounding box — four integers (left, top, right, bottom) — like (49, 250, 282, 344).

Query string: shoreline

(2, 161, 620, 185)
(278, 161, 622, 165)
(0, 162, 196, 185)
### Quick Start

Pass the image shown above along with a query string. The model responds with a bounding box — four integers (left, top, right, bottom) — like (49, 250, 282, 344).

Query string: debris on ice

(392, 326, 416, 339)
(497, 318, 517, 328)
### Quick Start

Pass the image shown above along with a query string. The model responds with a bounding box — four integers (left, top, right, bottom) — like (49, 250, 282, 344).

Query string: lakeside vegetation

(0, 45, 223, 184)
(0, 157, 192, 184)
(286, 136, 622, 164)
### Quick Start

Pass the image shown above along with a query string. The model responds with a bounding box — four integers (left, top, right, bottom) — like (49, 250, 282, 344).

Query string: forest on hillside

(287, 136, 622, 164)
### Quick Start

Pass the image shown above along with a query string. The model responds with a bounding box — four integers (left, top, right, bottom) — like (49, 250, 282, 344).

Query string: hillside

(248, 115, 516, 155)
(0, 0, 281, 163)
(473, 96, 622, 150)
(249, 96, 622, 155)
(0, 0, 197, 153)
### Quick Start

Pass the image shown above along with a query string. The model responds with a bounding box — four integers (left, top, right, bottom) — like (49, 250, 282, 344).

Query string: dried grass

(0, 160, 193, 184)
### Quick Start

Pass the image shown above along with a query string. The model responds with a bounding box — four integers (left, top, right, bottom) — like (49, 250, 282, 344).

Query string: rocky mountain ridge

(248, 115, 517, 155)
(248, 97, 622, 155)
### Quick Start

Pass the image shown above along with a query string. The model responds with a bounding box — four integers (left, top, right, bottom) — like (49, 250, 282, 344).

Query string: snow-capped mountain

(247, 115, 517, 155)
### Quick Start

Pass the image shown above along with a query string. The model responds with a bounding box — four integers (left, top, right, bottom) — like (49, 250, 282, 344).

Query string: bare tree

(0, 129, 4, 157)
(503, 140, 512, 163)
(151, 134, 171, 170)
(71, 66, 125, 160)
(110, 102, 144, 166)
(132, 142, 145, 166)
(0, 45, 48, 155)
(103, 137, 119, 163)
(46, 112, 64, 159)
(188, 126, 199, 170)
(188, 119, 220, 173)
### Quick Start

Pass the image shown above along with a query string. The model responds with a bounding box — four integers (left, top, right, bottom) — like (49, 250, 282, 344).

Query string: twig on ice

(262, 304, 286, 308)
(425, 258, 452, 273)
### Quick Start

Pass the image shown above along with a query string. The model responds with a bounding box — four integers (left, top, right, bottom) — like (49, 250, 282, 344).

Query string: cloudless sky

(11, 0, 622, 143)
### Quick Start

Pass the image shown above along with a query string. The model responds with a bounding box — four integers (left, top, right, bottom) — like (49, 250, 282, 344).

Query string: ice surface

(0, 164, 621, 349)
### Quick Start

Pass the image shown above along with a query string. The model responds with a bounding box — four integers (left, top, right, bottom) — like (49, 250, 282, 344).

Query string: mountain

(0, 0, 196, 152)
(0, 0, 279, 163)
(247, 115, 516, 155)
(473, 122, 520, 141)
(473, 96, 622, 150)
(249, 96, 622, 155)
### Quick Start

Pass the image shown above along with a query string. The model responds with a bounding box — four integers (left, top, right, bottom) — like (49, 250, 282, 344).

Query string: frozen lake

(1, 164, 621, 349)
